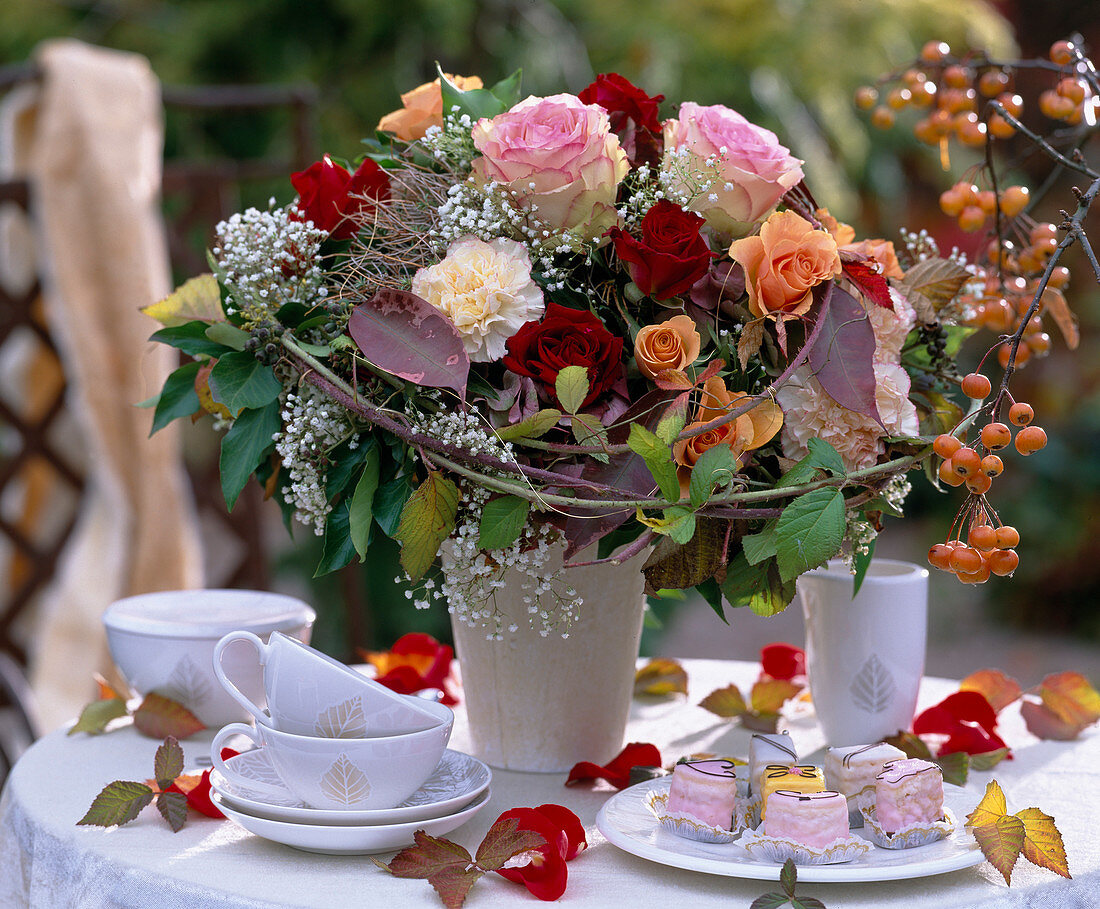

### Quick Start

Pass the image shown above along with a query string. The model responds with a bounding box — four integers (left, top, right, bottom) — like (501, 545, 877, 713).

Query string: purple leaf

(349, 290, 469, 398)
(806, 284, 881, 427)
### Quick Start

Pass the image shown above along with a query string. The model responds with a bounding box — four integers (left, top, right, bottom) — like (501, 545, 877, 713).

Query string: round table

(1, 659, 1096, 907)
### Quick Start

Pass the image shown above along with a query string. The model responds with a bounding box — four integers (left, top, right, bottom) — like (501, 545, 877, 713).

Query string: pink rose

(471, 94, 629, 241)
(662, 102, 804, 237)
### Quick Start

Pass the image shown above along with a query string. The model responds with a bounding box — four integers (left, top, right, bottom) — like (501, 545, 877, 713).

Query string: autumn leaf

(1041, 286, 1079, 350)
(68, 697, 129, 736)
(967, 779, 1008, 828)
(1016, 807, 1071, 879)
(634, 658, 688, 697)
(960, 669, 1022, 713)
(973, 815, 1025, 885)
(156, 790, 189, 833)
(885, 731, 934, 761)
(385, 829, 476, 880)
(1038, 672, 1100, 729)
(474, 816, 548, 872)
(750, 678, 802, 715)
(698, 684, 748, 719)
(141, 273, 224, 326)
(934, 751, 970, 787)
(1020, 700, 1083, 741)
(133, 692, 205, 740)
(94, 673, 124, 701)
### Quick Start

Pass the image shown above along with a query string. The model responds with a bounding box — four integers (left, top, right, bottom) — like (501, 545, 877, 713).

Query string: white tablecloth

(0, 659, 1096, 908)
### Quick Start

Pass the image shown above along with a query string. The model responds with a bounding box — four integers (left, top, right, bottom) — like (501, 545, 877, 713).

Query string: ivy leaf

(627, 424, 679, 503)
(156, 790, 189, 833)
(721, 553, 797, 617)
(966, 779, 1008, 828)
(151, 362, 202, 435)
(496, 408, 561, 442)
(478, 495, 531, 551)
(960, 669, 1022, 714)
(698, 684, 748, 719)
(141, 273, 224, 326)
(132, 693, 205, 740)
(1016, 807, 1071, 879)
(688, 444, 736, 507)
(750, 679, 802, 715)
(68, 697, 129, 736)
(208, 351, 282, 415)
(934, 751, 970, 787)
(774, 488, 845, 582)
(154, 736, 185, 790)
(634, 658, 689, 697)
(396, 472, 460, 581)
(349, 448, 381, 560)
(219, 399, 281, 511)
(571, 413, 609, 462)
(78, 780, 154, 828)
(555, 365, 590, 415)
(474, 816, 547, 872)
(972, 815, 1025, 885)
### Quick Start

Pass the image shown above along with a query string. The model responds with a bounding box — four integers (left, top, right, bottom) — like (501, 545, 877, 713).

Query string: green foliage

(478, 496, 531, 551)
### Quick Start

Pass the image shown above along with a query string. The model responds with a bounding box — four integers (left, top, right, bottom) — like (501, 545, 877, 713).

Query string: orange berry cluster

(939, 180, 1029, 233)
(927, 509, 1020, 584)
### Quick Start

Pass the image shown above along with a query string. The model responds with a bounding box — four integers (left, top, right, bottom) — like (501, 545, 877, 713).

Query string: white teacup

(213, 630, 443, 737)
(211, 697, 453, 810)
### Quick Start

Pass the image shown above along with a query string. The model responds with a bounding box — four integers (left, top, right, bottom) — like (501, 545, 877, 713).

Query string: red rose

(578, 72, 664, 134)
(362, 632, 458, 706)
(608, 200, 714, 300)
(290, 154, 389, 240)
(503, 303, 624, 409)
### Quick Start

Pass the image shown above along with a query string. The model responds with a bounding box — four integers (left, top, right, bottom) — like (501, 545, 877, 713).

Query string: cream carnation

(412, 237, 544, 362)
(866, 288, 917, 363)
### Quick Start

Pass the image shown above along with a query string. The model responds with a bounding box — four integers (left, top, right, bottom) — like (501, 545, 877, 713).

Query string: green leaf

(486, 70, 524, 110)
(78, 780, 154, 828)
(935, 751, 970, 787)
(209, 351, 282, 415)
(141, 273, 224, 326)
(555, 365, 590, 415)
(154, 736, 184, 789)
(205, 322, 250, 352)
(695, 577, 725, 621)
(749, 895, 791, 909)
(742, 525, 778, 565)
(721, 553, 797, 617)
(478, 496, 530, 551)
(374, 476, 413, 537)
(781, 857, 798, 896)
(68, 698, 129, 736)
(805, 437, 847, 477)
(689, 444, 736, 508)
(151, 362, 201, 435)
(496, 409, 561, 442)
(396, 472, 460, 581)
(349, 448, 381, 560)
(325, 438, 372, 498)
(666, 507, 696, 545)
(792, 899, 828, 909)
(655, 406, 687, 445)
(775, 488, 846, 582)
(219, 399, 280, 511)
(156, 791, 189, 832)
(150, 321, 233, 358)
(571, 413, 609, 462)
(627, 423, 680, 502)
(971, 748, 1010, 771)
(315, 499, 357, 577)
(852, 537, 876, 596)
(439, 66, 515, 121)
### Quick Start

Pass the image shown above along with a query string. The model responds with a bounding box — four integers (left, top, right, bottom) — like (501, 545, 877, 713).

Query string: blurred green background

(3, 0, 1098, 656)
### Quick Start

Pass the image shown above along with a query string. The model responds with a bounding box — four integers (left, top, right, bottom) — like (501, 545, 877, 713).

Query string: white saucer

(212, 747, 491, 825)
(212, 788, 491, 855)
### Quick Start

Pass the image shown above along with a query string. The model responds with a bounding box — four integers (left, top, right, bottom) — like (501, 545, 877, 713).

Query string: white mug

(213, 630, 442, 737)
(211, 697, 453, 810)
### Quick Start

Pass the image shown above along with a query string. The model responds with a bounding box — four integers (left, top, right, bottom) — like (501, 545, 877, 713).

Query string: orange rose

(817, 208, 903, 279)
(377, 75, 484, 142)
(673, 376, 783, 476)
(634, 315, 701, 380)
(728, 210, 841, 321)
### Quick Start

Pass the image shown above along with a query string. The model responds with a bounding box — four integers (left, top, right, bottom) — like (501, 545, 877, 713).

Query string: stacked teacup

(208, 631, 491, 854)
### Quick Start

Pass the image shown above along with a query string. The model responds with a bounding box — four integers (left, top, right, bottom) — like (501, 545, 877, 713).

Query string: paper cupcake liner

(845, 784, 876, 829)
(859, 805, 957, 849)
(735, 826, 872, 865)
(645, 789, 741, 845)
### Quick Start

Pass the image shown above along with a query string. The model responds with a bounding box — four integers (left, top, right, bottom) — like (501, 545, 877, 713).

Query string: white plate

(213, 788, 490, 855)
(212, 748, 490, 825)
(596, 778, 984, 883)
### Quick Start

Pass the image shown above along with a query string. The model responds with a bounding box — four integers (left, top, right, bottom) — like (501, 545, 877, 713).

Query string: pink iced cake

(825, 742, 907, 798)
(874, 759, 945, 832)
(763, 790, 850, 848)
(666, 759, 738, 829)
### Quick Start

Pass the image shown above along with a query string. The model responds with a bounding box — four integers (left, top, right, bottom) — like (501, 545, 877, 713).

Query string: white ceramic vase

(797, 559, 928, 747)
(449, 545, 646, 772)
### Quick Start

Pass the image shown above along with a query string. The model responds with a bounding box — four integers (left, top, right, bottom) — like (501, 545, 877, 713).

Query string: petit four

(666, 759, 739, 829)
(874, 758, 944, 832)
(824, 742, 907, 799)
(763, 789, 850, 849)
(748, 732, 797, 794)
(760, 764, 825, 821)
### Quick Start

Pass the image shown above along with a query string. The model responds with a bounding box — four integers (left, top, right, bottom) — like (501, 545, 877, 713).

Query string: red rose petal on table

(167, 769, 223, 819)
(913, 690, 1010, 756)
(760, 642, 806, 681)
(565, 742, 662, 789)
(494, 807, 570, 901)
(530, 804, 587, 860)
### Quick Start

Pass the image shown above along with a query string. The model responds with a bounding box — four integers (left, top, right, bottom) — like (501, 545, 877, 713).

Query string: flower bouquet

(144, 47, 1095, 638)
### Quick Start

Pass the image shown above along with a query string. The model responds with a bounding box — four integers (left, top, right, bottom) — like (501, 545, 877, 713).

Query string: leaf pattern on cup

(314, 697, 368, 738)
(320, 754, 371, 805)
(850, 653, 898, 714)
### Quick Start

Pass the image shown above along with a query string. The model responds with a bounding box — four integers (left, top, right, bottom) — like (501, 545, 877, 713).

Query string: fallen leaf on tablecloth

(634, 658, 688, 697)
(565, 742, 662, 789)
(1020, 700, 1082, 741)
(959, 669, 1022, 713)
(969, 748, 1010, 771)
(698, 678, 802, 733)
(699, 683, 748, 718)
(68, 697, 129, 736)
(750, 678, 802, 715)
(972, 816, 1025, 885)
(78, 781, 155, 828)
(1017, 807, 1070, 879)
(133, 692, 205, 740)
(750, 858, 827, 909)
(1038, 672, 1100, 730)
